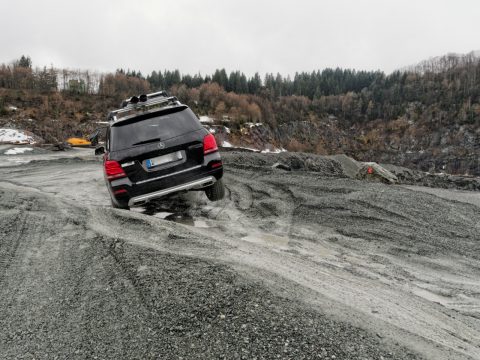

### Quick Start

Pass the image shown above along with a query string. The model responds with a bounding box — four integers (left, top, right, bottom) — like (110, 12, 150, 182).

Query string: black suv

(95, 91, 224, 209)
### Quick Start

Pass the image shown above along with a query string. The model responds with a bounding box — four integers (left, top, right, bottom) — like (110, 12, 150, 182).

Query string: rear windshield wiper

(132, 137, 161, 146)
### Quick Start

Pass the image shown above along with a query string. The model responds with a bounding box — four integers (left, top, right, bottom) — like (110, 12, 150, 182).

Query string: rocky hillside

(224, 117, 479, 176)
(1, 51, 479, 176)
(0, 88, 117, 143)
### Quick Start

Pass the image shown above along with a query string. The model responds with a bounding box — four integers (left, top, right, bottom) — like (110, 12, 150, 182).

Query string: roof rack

(108, 91, 182, 123)
(120, 90, 169, 108)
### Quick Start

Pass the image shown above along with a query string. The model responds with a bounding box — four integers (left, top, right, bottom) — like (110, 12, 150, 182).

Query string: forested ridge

(1, 53, 479, 175)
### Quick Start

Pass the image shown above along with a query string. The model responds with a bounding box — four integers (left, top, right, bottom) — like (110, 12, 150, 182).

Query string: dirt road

(0, 148, 479, 359)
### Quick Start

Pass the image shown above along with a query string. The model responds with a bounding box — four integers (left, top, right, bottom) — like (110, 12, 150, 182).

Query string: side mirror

(95, 146, 105, 155)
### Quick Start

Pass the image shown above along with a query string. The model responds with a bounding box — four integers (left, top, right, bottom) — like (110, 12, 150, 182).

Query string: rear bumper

(127, 176, 216, 206)
(107, 151, 223, 208)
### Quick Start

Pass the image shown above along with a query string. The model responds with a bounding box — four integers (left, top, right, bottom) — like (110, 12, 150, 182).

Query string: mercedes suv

(95, 91, 224, 209)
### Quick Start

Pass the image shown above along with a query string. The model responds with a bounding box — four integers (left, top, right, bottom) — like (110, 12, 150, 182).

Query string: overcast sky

(1, 0, 479, 77)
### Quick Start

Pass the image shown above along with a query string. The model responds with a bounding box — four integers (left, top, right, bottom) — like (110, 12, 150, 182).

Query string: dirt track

(0, 148, 479, 359)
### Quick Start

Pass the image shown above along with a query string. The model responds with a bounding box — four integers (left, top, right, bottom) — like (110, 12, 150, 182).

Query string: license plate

(146, 151, 182, 169)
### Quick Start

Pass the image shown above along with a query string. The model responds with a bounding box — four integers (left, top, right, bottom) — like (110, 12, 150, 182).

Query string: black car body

(96, 92, 224, 209)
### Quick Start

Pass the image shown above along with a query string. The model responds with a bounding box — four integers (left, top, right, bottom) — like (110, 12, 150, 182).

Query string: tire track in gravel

(0, 212, 26, 285)
(0, 183, 423, 360)
(1, 152, 480, 359)
(188, 162, 480, 359)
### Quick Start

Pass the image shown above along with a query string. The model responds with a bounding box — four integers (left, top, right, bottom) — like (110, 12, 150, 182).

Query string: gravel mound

(223, 151, 480, 191)
(383, 163, 480, 191)
(326, 154, 362, 178)
(222, 151, 345, 177)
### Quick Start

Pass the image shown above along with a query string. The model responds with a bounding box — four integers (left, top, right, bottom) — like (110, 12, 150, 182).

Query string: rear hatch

(110, 106, 206, 184)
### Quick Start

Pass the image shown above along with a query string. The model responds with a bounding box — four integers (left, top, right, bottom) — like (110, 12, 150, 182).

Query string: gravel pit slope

(0, 150, 479, 359)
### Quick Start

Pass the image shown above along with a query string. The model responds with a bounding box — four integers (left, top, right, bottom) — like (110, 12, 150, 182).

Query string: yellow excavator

(65, 125, 107, 147)
(65, 137, 92, 147)
(65, 121, 110, 148)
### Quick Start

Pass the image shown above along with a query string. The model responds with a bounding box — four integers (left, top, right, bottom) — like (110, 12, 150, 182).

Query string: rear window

(111, 107, 202, 151)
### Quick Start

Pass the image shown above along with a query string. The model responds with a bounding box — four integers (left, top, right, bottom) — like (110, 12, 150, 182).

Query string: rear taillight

(203, 133, 218, 155)
(211, 161, 222, 168)
(114, 188, 128, 195)
(104, 160, 126, 181)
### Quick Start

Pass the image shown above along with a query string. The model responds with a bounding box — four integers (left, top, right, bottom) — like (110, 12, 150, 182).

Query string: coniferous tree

(17, 55, 32, 69)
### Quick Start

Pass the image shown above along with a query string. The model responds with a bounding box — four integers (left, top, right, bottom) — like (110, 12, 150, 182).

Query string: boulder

(356, 162, 398, 184)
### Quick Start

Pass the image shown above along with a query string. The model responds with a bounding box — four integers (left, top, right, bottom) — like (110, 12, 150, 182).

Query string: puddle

(134, 196, 210, 228)
(164, 213, 194, 226)
(193, 219, 210, 228)
(242, 233, 290, 248)
(153, 212, 173, 219)
(0, 147, 96, 167)
(164, 214, 210, 228)
(4, 147, 34, 155)
(131, 207, 174, 219)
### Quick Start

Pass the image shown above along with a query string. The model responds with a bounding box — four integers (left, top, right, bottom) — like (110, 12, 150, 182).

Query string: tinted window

(111, 107, 202, 151)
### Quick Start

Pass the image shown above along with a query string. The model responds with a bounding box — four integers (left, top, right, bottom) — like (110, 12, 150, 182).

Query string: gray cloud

(1, 0, 479, 76)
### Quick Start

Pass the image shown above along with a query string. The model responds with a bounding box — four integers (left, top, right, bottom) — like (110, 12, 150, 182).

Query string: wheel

(111, 197, 130, 210)
(205, 179, 225, 201)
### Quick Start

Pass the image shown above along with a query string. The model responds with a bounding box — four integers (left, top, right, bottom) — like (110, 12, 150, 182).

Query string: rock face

(225, 119, 480, 177)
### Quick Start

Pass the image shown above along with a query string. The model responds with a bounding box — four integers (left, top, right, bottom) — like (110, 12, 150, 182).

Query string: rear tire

(111, 197, 130, 210)
(205, 179, 225, 201)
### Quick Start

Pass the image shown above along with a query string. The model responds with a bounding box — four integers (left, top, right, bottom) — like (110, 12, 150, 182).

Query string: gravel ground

(0, 149, 479, 359)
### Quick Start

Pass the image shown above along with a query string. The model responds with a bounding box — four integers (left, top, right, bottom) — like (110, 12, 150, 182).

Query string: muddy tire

(111, 197, 130, 210)
(205, 179, 225, 201)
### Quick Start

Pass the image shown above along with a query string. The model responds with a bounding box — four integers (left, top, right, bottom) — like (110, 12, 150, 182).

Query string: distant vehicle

(95, 91, 224, 209)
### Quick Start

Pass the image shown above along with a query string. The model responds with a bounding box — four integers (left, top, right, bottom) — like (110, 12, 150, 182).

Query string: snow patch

(222, 141, 233, 148)
(199, 116, 214, 124)
(0, 129, 36, 144)
(237, 146, 260, 152)
(4, 147, 34, 155)
(261, 148, 287, 154)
